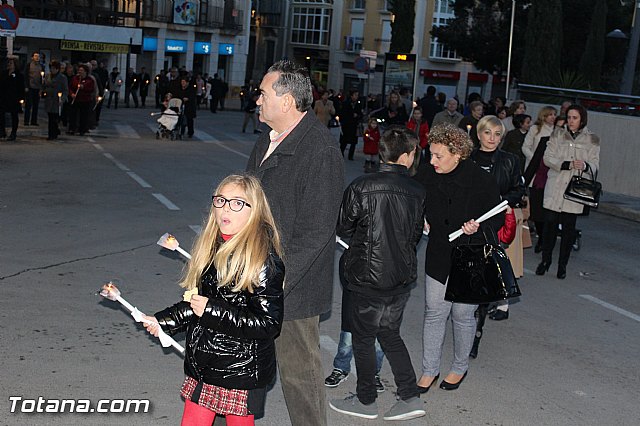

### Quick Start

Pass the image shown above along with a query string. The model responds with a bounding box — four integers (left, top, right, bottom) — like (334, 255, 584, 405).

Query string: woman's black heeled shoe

(440, 372, 468, 391)
(417, 374, 440, 394)
(557, 265, 567, 279)
(536, 261, 551, 275)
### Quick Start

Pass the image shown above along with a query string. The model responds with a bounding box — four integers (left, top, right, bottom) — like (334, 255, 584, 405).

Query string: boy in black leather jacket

(329, 127, 427, 421)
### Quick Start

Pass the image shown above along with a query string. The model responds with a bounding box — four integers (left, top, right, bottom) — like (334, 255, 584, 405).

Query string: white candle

(448, 200, 509, 242)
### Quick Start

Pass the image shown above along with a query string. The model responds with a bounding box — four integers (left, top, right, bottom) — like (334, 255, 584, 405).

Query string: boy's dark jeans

(350, 291, 417, 405)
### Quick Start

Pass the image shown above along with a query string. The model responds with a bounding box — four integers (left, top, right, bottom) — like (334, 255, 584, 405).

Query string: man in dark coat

(124, 67, 139, 108)
(138, 67, 151, 108)
(210, 73, 225, 113)
(0, 58, 25, 141)
(419, 85, 442, 128)
(339, 90, 364, 160)
(173, 76, 197, 138)
(246, 60, 344, 426)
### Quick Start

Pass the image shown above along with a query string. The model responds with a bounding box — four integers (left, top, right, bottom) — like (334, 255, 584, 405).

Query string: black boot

(470, 334, 481, 359)
(536, 261, 551, 275)
(557, 265, 567, 279)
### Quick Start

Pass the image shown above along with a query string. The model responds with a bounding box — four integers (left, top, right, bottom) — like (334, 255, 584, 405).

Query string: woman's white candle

(157, 232, 192, 259)
(448, 200, 509, 242)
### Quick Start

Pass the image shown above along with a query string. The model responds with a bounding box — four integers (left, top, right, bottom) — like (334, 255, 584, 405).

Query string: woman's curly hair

(429, 123, 474, 160)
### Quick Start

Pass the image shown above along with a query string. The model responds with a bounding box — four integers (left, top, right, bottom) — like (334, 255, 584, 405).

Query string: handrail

(518, 83, 640, 102)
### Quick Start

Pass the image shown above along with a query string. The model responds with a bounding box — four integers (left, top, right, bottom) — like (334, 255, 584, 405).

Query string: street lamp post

(505, 0, 516, 100)
(621, 0, 640, 95)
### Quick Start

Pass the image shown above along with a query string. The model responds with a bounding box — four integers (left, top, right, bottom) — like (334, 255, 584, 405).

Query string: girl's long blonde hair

(180, 174, 282, 293)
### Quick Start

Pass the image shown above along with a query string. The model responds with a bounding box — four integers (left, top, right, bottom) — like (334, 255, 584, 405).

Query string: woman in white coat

(536, 105, 600, 279)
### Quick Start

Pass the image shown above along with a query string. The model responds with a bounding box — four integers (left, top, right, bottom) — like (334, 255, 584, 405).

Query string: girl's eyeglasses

(212, 196, 251, 212)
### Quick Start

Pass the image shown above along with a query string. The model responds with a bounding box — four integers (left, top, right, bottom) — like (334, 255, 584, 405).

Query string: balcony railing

(17, 0, 138, 27)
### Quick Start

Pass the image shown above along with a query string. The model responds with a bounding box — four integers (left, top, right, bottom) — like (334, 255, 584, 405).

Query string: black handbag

(445, 229, 521, 305)
(563, 164, 602, 208)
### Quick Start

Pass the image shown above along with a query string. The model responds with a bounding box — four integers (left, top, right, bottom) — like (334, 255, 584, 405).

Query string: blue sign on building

(194, 42, 212, 55)
(143, 37, 158, 52)
(219, 44, 234, 55)
(165, 39, 187, 53)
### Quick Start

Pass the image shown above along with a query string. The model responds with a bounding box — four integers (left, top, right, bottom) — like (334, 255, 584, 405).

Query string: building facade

(13, 1, 251, 98)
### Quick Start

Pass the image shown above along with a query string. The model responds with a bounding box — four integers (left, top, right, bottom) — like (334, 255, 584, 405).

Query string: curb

(595, 203, 640, 223)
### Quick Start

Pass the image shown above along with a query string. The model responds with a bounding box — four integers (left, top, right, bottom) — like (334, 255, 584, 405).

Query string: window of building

(345, 18, 364, 52)
(379, 19, 391, 52)
(351, 0, 366, 9)
(429, 0, 458, 60)
(291, 5, 331, 46)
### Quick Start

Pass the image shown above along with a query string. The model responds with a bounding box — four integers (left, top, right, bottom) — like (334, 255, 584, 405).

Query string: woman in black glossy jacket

(145, 174, 284, 425)
(469, 115, 526, 358)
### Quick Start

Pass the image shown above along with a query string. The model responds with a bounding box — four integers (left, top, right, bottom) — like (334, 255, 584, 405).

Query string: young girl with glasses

(144, 174, 285, 426)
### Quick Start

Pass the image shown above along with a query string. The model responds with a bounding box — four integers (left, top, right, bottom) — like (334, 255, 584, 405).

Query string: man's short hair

(379, 126, 418, 163)
(266, 60, 313, 112)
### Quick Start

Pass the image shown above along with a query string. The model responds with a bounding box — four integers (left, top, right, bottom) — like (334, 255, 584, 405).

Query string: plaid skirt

(180, 376, 248, 417)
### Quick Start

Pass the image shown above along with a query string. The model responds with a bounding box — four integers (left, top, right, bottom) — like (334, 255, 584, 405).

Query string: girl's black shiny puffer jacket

(155, 252, 285, 390)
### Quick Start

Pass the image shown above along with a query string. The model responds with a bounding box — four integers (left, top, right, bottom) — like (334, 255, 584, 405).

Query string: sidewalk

(597, 192, 640, 222)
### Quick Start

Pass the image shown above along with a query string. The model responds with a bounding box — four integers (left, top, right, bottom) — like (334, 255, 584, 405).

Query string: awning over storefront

(17, 19, 142, 46)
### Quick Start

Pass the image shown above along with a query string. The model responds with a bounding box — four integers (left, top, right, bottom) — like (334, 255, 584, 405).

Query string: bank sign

(165, 39, 187, 52)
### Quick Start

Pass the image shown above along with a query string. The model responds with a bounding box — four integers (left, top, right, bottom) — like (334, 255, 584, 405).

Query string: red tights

(181, 400, 255, 426)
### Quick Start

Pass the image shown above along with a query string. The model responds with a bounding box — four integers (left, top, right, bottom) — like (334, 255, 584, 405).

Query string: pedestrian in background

(124, 67, 139, 108)
(91, 60, 108, 124)
(502, 100, 527, 132)
(43, 60, 68, 141)
(68, 64, 95, 136)
(154, 69, 168, 108)
(523, 106, 557, 253)
(241, 92, 259, 134)
(60, 63, 75, 127)
(139, 67, 151, 108)
(537, 105, 600, 280)
(313, 89, 336, 127)
(107, 67, 122, 109)
(340, 90, 364, 160)
(502, 113, 531, 171)
(0, 58, 25, 141)
(143, 174, 285, 426)
(458, 100, 484, 147)
(246, 59, 344, 426)
(414, 123, 502, 394)
(419, 85, 442, 128)
(329, 127, 426, 421)
(174, 76, 197, 138)
(432, 98, 463, 127)
(24, 51, 44, 126)
(362, 116, 381, 172)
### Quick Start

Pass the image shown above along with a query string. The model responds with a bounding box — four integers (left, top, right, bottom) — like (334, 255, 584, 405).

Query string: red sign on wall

(467, 72, 489, 82)
(420, 69, 460, 80)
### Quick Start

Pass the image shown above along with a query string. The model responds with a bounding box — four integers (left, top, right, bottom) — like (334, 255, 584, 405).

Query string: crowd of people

(0, 54, 234, 141)
(4, 55, 601, 424)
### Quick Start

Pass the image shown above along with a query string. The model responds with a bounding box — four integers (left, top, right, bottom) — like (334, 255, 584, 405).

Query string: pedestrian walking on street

(0, 58, 25, 141)
(329, 127, 427, 421)
(124, 67, 139, 108)
(24, 52, 44, 126)
(340, 90, 364, 160)
(174, 77, 197, 138)
(43, 61, 68, 140)
(414, 124, 503, 395)
(246, 59, 344, 426)
(143, 174, 285, 426)
(139, 67, 151, 108)
(107, 67, 122, 110)
(241, 92, 259, 134)
(68, 64, 95, 136)
(537, 105, 600, 280)
(523, 107, 557, 253)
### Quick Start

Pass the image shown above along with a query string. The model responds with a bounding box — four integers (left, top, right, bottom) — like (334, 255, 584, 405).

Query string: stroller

(154, 98, 183, 140)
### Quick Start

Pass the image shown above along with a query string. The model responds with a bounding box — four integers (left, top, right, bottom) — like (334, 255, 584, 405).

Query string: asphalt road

(1, 107, 639, 426)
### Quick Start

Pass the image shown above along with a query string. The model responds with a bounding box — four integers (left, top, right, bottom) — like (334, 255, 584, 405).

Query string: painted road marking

(114, 124, 141, 139)
(579, 294, 640, 323)
(189, 225, 202, 235)
(127, 172, 152, 188)
(152, 193, 180, 210)
(102, 153, 130, 171)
